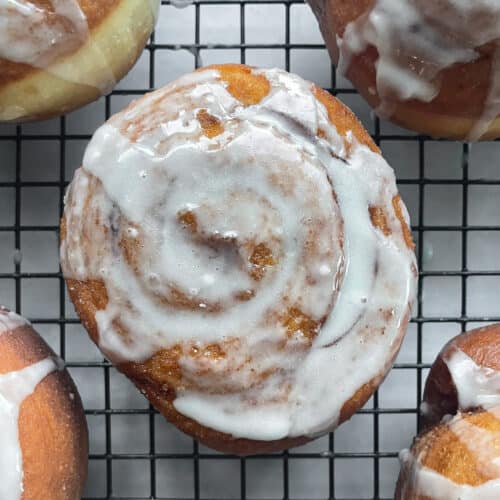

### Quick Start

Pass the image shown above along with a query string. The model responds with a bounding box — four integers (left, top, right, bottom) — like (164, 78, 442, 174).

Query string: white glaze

(0, 0, 159, 94)
(399, 447, 500, 500)
(61, 66, 417, 440)
(399, 408, 500, 499)
(0, 308, 30, 334)
(0, 357, 58, 500)
(0, 0, 89, 67)
(337, 0, 500, 139)
(445, 347, 500, 409)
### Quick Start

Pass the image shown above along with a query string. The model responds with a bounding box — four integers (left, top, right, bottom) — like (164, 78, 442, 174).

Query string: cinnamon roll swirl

(61, 64, 417, 454)
(0, 0, 159, 122)
(396, 325, 500, 499)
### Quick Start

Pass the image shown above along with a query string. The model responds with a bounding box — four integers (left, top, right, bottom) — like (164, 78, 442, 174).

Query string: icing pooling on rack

(0, 0, 89, 67)
(444, 347, 500, 410)
(61, 66, 417, 440)
(0, 308, 30, 334)
(337, 0, 500, 139)
(399, 408, 500, 499)
(0, 357, 58, 500)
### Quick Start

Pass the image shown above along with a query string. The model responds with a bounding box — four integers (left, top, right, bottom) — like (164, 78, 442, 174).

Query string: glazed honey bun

(61, 64, 417, 454)
(396, 325, 500, 499)
(0, 0, 159, 122)
(309, 0, 500, 140)
(0, 307, 88, 500)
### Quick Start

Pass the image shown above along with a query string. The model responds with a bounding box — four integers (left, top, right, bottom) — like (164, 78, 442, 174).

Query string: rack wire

(1, 1, 500, 499)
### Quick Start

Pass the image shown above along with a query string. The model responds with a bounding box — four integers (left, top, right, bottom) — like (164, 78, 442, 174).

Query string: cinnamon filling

(283, 307, 321, 344)
(197, 109, 224, 138)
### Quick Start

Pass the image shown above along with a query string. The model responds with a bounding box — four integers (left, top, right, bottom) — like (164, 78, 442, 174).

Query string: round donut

(60, 64, 417, 455)
(0, 0, 159, 122)
(0, 307, 88, 500)
(308, 0, 500, 140)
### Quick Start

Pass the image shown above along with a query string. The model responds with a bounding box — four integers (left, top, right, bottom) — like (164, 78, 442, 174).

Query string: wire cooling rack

(1, 1, 500, 499)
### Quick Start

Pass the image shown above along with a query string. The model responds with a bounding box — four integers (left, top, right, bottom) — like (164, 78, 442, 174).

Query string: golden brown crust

(66, 267, 399, 454)
(122, 362, 310, 455)
(0, 315, 88, 500)
(422, 324, 500, 428)
(206, 64, 272, 106)
(312, 84, 379, 153)
(395, 410, 500, 499)
(62, 64, 411, 455)
(312, 0, 500, 139)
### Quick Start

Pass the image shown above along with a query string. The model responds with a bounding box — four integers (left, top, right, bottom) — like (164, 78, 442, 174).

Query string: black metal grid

(1, 1, 500, 499)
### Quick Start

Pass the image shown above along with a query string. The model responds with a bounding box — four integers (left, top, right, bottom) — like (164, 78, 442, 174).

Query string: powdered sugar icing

(0, 0, 160, 94)
(61, 66, 417, 440)
(336, 0, 500, 139)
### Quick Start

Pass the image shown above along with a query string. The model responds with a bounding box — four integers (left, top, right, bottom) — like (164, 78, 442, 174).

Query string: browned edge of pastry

(311, 0, 499, 139)
(0, 313, 88, 500)
(395, 408, 500, 499)
(422, 323, 500, 428)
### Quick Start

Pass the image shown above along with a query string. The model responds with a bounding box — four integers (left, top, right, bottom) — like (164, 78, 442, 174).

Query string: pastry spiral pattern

(61, 64, 417, 451)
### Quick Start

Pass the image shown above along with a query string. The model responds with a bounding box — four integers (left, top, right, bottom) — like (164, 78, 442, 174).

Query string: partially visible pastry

(61, 64, 417, 454)
(422, 324, 500, 428)
(0, 307, 88, 500)
(308, 0, 500, 140)
(0, 0, 159, 122)
(396, 408, 500, 499)
(396, 325, 500, 499)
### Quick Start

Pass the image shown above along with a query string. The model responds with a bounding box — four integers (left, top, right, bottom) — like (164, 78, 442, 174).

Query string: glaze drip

(61, 66, 417, 440)
(445, 347, 500, 410)
(0, 0, 160, 95)
(338, 0, 500, 139)
(0, 308, 30, 334)
(0, 0, 89, 67)
(0, 357, 58, 500)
